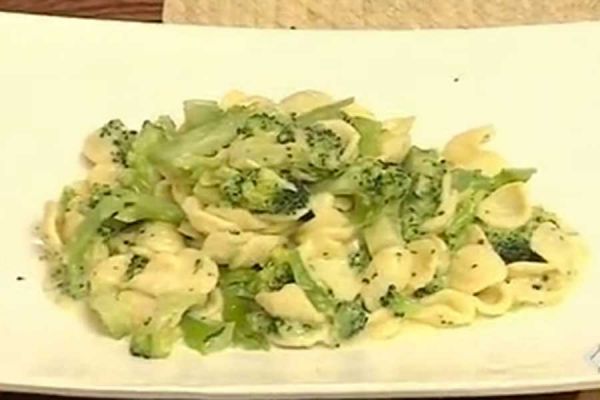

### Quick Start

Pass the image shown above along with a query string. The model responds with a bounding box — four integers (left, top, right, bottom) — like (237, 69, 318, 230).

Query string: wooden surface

(0, 1, 593, 400)
(0, 0, 163, 21)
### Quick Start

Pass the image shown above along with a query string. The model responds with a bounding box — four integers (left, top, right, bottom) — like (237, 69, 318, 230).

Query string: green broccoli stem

(64, 195, 125, 298)
(151, 108, 249, 170)
(287, 249, 336, 313)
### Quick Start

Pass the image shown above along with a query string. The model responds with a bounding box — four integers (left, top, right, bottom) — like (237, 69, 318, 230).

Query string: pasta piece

(463, 224, 491, 247)
(342, 102, 375, 119)
(406, 237, 447, 291)
(187, 289, 224, 322)
(363, 215, 403, 255)
(181, 197, 240, 234)
(421, 173, 459, 233)
(378, 117, 414, 163)
(128, 248, 218, 298)
(41, 201, 62, 250)
(505, 261, 567, 305)
(220, 90, 275, 110)
(309, 257, 362, 301)
(60, 210, 84, 243)
(296, 193, 355, 244)
(363, 308, 404, 340)
(204, 206, 268, 231)
(477, 182, 532, 229)
(530, 221, 585, 273)
(448, 244, 507, 294)
(474, 283, 513, 316)
(202, 231, 284, 268)
(82, 130, 117, 165)
(89, 254, 130, 293)
(269, 324, 331, 348)
(89, 289, 157, 337)
(87, 163, 120, 185)
(410, 289, 477, 327)
(442, 126, 506, 176)
(171, 184, 190, 206)
(177, 220, 202, 239)
(361, 247, 414, 311)
(133, 222, 185, 256)
(255, 284, 326, 324)
(278, 90, 333, 114)
(230, 234, 285, 268)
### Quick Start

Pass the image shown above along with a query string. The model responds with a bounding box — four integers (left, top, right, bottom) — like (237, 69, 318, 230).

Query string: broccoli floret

(413, 275, 447, 299)
(482, 207, 556, 264)
(333, 298, 368, 340)
(256, 256, 295, 292)
(236, 112, 287, 138)
(400, 147, 447, 241)
(125, 255, 150, 280)
(220, 168, 309, 215)
(380, 286, 418, 317)
(326, 158, 411, 224)
(281, 124, 349, 181)
(348, 239, 372, 273)
(121, 118, 173, 192)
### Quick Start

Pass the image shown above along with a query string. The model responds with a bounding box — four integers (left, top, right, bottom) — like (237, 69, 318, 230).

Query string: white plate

(1, 11, 600, 399)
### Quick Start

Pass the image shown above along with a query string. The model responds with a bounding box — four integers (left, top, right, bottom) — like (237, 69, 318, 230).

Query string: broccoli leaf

(351, 117, 382, 157)
(380, 286, 419, 316)
(220, 168, 309, 215)
(122, 119, 171, 193)
(221, 291, 271, 350)
(285, 249, 336, 313)
(151, 107, 249, 171)
(181, 316, 234, 355)
(333, 298, 368, 340)
(180, 100, 224, 133)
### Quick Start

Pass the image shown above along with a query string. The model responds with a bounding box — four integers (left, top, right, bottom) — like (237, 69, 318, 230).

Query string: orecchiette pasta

(410, 289, 477, 327)
(477, 182, 532, 229)
(255, 284, 326, 325)
(378, 117, 414, 163)
(443, 126, 506, 176)
(278, 90, 334, 114)
(41, 201, 63, 251)
(38, 91, 587, 358)
(361, 246, 414, 311)
(448, 244, 507, 294)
